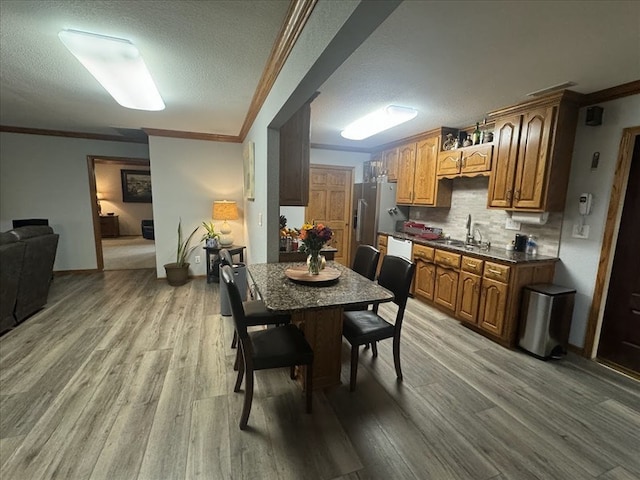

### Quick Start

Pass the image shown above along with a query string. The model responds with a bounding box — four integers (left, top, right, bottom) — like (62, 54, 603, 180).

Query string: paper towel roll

(510, 212, 549, 225)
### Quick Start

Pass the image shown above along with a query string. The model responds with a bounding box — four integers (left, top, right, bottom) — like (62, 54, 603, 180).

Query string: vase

(306, 251, 325, 275)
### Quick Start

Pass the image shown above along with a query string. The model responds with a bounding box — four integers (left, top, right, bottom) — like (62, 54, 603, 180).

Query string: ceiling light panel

(341, 105, 418, 140)
(58, 29, 165, 111)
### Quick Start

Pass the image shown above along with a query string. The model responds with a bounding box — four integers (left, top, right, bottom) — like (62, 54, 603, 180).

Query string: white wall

(0, 132, 149, 271)
(280, 147, 369, 229)
(148, 136, 243, 278)
(95, 163, 153, 235)
(555, 94, 640, 349)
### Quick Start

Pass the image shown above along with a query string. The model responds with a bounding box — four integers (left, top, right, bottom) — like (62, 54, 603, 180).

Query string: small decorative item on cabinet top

(442, 133, 456, 150)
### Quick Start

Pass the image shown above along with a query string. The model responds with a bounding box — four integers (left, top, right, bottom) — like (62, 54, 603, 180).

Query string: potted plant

(201, 221, 220, 248)
(164, 219, 200, 286)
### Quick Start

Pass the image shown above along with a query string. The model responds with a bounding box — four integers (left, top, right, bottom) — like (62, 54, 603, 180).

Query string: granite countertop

(379, 231, 558, 265)
(247, 261, 394, 313)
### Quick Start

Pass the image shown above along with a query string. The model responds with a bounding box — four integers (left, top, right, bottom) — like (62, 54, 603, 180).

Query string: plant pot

(164, 262, 190, 286)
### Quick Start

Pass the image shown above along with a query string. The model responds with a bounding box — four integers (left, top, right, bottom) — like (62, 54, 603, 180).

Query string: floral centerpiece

(298, 222, 333, 275)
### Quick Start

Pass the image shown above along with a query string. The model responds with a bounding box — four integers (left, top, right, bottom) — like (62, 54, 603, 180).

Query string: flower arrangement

(298, 222, 333, 254)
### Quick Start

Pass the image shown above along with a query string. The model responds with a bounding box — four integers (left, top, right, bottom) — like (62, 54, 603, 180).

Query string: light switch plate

(572, 224, 590, 239)
(505, 218, 521, 230)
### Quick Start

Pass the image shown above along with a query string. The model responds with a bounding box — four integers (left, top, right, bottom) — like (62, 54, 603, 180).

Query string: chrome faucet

(465, 214, 474, 245)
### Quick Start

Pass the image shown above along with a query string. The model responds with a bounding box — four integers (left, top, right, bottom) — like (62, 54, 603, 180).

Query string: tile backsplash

(408, 177, 563, 256)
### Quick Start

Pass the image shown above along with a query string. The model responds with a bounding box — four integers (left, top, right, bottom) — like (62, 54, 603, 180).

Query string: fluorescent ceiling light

(341, 105, 418, 140)
(58, 29, 165, 111)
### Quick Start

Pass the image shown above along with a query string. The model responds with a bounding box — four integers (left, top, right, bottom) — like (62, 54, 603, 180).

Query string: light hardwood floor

(1, 269, 639, 480)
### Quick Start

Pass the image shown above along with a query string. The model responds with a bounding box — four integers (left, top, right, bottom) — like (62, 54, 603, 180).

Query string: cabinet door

(377, 245, 387, 278)
(414, 259, 436, 302)
(488, 114, 521, 208)
(437, 150, 461, 176)
(413, 137, 439, 205)
(478, 277, 508, 336)
(396, 143, 416, 204)
(279, 101, 310, 206)
(383, 148, 399, 182)
(512, 106, 555, 210)
(461, 145, 493, 174)
(456, 271, 481, 324)
(434, 266, 459, 312)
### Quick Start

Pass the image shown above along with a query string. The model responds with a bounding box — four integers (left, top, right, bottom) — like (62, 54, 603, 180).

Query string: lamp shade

(212, 200, 238, 220)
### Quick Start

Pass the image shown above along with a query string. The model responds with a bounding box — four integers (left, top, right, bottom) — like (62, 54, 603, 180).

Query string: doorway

(305, 165, 354, 266)
(597, 134, 640, 375)
(87, 156, 154, 271)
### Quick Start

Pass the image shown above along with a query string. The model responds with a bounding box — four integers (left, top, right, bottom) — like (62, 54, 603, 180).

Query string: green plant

(201, 221, 219, 241)
(176, 219, 200, 267)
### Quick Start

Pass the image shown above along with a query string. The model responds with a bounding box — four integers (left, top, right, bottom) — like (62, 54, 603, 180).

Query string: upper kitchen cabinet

(436, 143, 493, 178)
(383, 147, 399, 182)
(280, 96, 314, 206)
(396, 142, 416, 204)
(487, 91, 580, 212)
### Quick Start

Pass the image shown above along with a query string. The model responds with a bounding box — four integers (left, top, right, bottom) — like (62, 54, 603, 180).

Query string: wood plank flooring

(1, 269, 639, 480)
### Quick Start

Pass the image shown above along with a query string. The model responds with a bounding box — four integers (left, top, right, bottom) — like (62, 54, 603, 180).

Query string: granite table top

(379, 231, 559, 265)
(247, 261, 394, 314)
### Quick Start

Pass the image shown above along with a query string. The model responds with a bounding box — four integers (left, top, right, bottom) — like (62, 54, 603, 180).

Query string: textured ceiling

(1, 1, 639, 148)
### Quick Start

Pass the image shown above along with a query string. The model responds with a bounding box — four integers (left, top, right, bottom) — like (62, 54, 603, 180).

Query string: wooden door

(512, 106, 555, 209)
(413, 137, 439, 205)
(456, 271, 481, 324)
(598, 135, 640, 374)
(461, 145, 493, 174)
(478, 277, 508, 336)
(414, 259, 436, 302)
(437, 150, 461, 176)
(434, 266, 459, 312)
(383, 147, 399, 182)
(395, 143, 416, 204)
(488, 114, 521, 208)
(306, 165, 353, 266)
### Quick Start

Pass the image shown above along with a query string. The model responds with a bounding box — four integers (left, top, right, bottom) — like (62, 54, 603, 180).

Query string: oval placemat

(284, 266, 341, 285)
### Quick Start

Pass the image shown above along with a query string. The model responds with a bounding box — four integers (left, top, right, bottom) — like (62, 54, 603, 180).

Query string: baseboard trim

(567, 343, 585, 357)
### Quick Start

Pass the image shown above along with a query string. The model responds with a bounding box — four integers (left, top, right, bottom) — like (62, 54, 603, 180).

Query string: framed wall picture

(121, 169, 152, 203)
(243, 141, 255, 201)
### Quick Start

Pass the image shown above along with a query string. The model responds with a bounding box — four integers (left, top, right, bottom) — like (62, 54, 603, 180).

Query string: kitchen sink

(432, 238, 467, 247)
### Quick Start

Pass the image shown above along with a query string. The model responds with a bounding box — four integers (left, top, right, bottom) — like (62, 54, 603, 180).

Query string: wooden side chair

(221, 265, 314, 430)
(342, 255, 415, 391)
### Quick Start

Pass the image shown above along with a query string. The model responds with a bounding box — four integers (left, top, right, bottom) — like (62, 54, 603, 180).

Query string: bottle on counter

(472, 122, 481, 145)
(526, 235, 538, 255)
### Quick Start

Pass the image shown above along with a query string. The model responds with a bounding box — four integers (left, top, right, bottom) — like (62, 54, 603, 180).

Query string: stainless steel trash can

(519, 283, 575, 359)
(219, 262, 247, 316)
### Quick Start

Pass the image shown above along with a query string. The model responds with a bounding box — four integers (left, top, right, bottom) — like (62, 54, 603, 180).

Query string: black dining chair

(218, 249, 291, 354)
(342, 255, 415, 392)
(221, 265, 314, 430)
(345, 245, 381, 315)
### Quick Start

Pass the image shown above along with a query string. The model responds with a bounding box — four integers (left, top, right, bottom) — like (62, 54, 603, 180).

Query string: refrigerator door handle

(356, 199, 367, 242)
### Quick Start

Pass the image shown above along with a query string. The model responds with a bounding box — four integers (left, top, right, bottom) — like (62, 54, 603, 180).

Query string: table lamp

(96, 192, 104, 215)
(213, 200, 238, 246)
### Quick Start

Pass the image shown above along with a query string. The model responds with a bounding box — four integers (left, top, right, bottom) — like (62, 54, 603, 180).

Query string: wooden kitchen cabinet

(376, 235, 387, 278)
(383, 147, 399, 182)
(437, 144, 493, 178)
(280, 96, 313, 206)
(478, 277, 509, 337)
(413, 244, 436, 302)
(487, 91, 579, 211)
(457, 270, 481, 324)
(434, 266, 459, 312)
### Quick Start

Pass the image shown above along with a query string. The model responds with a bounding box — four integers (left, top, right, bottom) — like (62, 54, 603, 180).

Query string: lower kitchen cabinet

(377, 235, 387, 278)
(456, 270, 481, 324)
(477, 277, 509, 336)
(415, 259, 436, 302)
(434, 266, 459, 312)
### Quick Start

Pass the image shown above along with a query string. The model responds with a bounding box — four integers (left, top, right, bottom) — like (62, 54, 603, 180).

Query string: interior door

(306, 165, 353, 266)
(598, 135, 640, 374)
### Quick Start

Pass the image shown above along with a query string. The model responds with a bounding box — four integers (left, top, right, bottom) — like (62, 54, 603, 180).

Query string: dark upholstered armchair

(141, 219, 154, 240)
(0, 232, 26, 333)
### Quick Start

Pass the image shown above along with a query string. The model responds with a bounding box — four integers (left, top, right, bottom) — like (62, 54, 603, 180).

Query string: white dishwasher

(387, 236, 413, 261)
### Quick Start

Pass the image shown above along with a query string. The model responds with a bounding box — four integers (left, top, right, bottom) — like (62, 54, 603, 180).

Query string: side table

(204, 245, 245, 283)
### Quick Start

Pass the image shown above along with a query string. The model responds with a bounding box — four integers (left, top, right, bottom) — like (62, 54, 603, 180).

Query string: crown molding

(238, 0, 318, 141)
(0, 125, 148, 143)
(581, 79, 640, 106)
(142, 128, 240, 143)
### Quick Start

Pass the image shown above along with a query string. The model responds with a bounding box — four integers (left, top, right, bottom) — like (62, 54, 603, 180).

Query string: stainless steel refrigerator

(351, 182, 407, 253)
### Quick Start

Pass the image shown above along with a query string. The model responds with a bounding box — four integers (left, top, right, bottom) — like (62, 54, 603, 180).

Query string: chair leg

(290, 365, 296, 380)
(393, 336, 403, 381)
(371, 341, 378, 358)
(233, 345, 241, 371)
(239, 368, 254, 430)
(231, 330, 238, 349)
(234, 348, 245, 393)
(305, 363, 313, 413)
(350, 345, 360, 392)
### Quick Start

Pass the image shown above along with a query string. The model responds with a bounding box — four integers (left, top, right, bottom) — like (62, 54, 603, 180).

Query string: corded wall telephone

(579, 193, 593, 215)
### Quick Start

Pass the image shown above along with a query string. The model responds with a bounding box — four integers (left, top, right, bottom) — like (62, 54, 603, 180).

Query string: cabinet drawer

(413, 244, 434, 261)
(378, 235, 387, 247)
(461, 256, 483, 275)
(483, 261, 510, 283)
(435, 249, 461, 269)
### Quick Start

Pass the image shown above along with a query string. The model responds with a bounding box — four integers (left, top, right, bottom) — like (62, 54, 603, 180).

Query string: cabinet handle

(506, 190, 512, 202)
(465, 262, 477, 268)
(514, 190, 521, 201)
(487, 268, 503, 276)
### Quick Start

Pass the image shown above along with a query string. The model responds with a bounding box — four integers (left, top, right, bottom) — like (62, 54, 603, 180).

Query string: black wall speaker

(586, 106, 603, 126)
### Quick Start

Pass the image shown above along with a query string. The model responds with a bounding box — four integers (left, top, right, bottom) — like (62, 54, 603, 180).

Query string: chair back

(219, 248, 233, 267)
(377, 255, 415, 329)
(352, 245, 380, 280)
(221, 265, 248, 340)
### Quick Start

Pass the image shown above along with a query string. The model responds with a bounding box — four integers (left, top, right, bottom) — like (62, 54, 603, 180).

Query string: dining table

(247, 261, 394, 389)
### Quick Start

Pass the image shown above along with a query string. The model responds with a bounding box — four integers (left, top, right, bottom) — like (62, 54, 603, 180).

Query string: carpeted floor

(102, 236, 156, 270)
